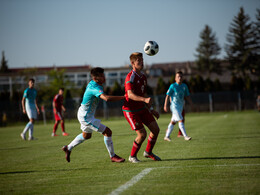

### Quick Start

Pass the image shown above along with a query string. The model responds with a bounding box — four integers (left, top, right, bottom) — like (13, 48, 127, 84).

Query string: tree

(195, 25, 221, 76)
(250, 8, 260, 75)
(0, 51, 9, 73)
(111, 81, 123, 95)
(156, 77, 167, 95)
(225, 7, 256, 78)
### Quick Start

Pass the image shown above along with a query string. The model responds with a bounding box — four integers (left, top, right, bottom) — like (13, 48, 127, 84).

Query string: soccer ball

(144, 41, 159, 56)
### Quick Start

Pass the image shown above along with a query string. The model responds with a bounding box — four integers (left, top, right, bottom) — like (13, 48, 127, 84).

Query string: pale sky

(0, 0, 259, 68)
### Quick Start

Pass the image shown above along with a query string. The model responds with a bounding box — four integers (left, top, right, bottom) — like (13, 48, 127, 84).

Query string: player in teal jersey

(62, 67, 125, 163)
(163, 71, 193, 141)
(20, 78, 40, 140)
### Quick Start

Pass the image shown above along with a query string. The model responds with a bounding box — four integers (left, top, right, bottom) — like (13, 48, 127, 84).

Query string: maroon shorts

(123, 108, 155, 130)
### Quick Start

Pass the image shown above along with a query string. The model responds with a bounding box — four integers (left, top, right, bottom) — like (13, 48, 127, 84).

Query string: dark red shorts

(123, 108, 155, 130)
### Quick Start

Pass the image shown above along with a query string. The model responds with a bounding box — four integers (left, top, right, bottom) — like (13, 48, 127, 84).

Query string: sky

(0, 0, 259, 69)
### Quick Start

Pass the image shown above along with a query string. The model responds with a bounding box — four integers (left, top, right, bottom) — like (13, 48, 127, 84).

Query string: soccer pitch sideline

(0, 111, 259, 194)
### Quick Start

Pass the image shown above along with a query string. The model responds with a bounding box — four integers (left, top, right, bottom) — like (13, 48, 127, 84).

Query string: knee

(102, 127, 112, 137)
(83, 132, 92, 139)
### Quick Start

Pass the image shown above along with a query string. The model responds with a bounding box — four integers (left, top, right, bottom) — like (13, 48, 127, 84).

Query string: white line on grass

(109, 163, 260, 195)
(109, 168, 154, 195)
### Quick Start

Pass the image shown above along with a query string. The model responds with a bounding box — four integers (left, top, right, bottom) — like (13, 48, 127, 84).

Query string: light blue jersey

(80, 80, 104, 117)
(23, 87, 37, 119)
(166, 82, 190, 112)
(23, 88, 37, 108)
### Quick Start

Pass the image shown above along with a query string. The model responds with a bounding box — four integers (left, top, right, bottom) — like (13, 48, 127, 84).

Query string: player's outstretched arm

(100, 94, 125, 102)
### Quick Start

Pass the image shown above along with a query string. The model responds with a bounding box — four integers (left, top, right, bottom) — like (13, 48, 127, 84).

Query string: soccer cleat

(52, 133, 58, 137)
(111, 154, 125, 163)
(128, 156, 141, 163)
(20, 133, 26, 140)
(28, 137, 37, 141)
(62, 132, 69, 136)
(164, 136, 171, 142)
(177, 134, 183, 137)
(62, 145, 71, 162)
(143, 151, 161, 161)
(184, 136, 192, 141)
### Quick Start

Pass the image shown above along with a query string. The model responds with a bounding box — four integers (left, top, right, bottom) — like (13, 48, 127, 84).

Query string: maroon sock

(53, 123, 58, 133)
(61, 121, 65, 132)
(178, 130, 183, 136)
(145, 136, 157, 154)
(131, 141, 141, 157)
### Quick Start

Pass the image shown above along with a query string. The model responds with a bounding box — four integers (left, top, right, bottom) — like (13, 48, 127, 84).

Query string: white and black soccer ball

(144, 41, 159, 56)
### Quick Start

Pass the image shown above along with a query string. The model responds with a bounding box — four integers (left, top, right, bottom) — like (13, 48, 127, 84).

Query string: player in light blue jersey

(163, 71, 193, 141)
(20, 78, 40, 140)
(62, 67, 125, 163)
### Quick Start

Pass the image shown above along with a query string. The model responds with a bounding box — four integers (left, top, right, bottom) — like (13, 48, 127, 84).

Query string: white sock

(22, 122, 32, 135)
(29, 123, 34, 138)
(104, 136, 115, 157)
(178, 122, 187, 137)
(68, 133, 85, 151)
(166, 123, 174, 138)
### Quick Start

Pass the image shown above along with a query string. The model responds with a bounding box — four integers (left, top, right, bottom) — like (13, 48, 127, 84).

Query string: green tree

(250, 9, 260, 75)
(156, 77, 167, 95)
(111, 81, 123, 95)
(195, 25, 221, 76)
(0, 51, 9, 73)
(225, 7, 256, 78)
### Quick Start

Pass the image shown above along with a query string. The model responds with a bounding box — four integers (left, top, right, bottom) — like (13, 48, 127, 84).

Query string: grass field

(0, 111, 260, 194)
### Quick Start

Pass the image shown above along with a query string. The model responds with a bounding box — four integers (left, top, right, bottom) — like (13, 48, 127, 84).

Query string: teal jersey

(23, 88, 37, 106)
(80, 80, 104, 116)
(166, 82, 190, 111)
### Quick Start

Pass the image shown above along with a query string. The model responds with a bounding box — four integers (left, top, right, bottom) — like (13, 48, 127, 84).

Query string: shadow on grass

(0, 167, 89, 175)
(162, 155, 260, 162)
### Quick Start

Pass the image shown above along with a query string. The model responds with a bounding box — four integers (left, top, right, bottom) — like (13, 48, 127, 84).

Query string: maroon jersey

(53, 94, 63, 112)
(122, 70, 147, 112)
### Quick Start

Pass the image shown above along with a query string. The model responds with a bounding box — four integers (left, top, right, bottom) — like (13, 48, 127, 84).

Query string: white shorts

(170, 106, 183, 122)
(26, 105, 37, 119)
(77, 108, 106, 134)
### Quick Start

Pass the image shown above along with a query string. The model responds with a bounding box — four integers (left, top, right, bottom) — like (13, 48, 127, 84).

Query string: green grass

(0, 111, 260, 194)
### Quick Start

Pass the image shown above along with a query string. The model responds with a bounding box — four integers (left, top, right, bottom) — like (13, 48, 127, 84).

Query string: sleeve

(166, 85, 173, 96)
(94, 86, 104, 98)
(23, 89, 28, 98)
(125, 74, 133, 91)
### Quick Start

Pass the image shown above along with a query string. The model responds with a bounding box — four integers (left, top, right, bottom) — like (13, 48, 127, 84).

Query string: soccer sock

(104, 136, 115, 158)
(61, 121, 65, 132)
(22, 122, 32, 135)
(68, 133, 85, 151)
(29, 123, 34, 138)
(178, 122, 187, 137)
(53, 123, 58, 133)
(145, 135, 157, 154)
(166, 123, 174, 137)
(131, 141, 141, 157)
(178, 130, 183, 136)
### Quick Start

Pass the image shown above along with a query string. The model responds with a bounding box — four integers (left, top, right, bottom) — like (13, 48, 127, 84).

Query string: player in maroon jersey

(52, 88, 69, 136)
(123, 52, 161, 163)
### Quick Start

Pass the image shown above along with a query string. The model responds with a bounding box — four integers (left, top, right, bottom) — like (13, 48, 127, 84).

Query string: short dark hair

(176, 71, 183, 75)
(29, 78, 35, 83)
(59, 88, 64, 91)
(91, 67, 104, 77)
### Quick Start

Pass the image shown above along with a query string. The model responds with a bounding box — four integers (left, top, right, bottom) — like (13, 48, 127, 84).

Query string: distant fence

(0, 90, 259, 126)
